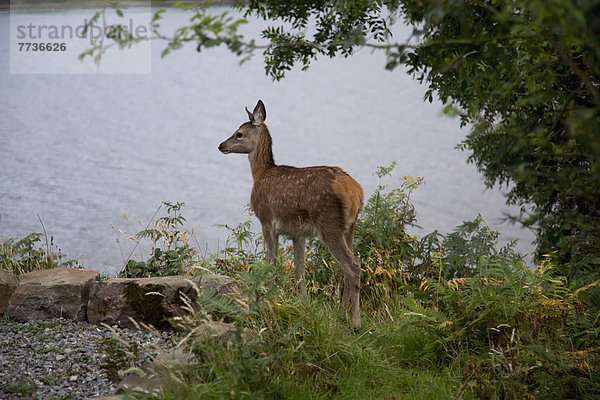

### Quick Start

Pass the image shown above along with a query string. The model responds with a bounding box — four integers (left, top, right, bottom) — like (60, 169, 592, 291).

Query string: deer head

(218, 100, 267, 155)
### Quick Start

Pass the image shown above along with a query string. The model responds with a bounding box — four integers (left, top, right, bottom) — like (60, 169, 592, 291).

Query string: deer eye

(236, 132, 243, 139)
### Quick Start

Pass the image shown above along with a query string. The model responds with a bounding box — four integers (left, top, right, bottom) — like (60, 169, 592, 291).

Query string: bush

(306, 163, 442, 310)
(399, 259, 600, 398)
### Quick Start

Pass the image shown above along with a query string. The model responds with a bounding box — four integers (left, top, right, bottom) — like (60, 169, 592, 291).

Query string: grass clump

(155, 261, 461, 400)
(4, 380, 38, 396)
(98, 336, 142, 383)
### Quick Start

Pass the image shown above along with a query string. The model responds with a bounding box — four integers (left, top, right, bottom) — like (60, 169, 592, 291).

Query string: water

(0, 7, 536, 276)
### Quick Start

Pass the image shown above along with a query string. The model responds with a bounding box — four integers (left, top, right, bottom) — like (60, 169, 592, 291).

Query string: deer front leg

(261, 224, 278, 266)
(293, 237, 307, 296)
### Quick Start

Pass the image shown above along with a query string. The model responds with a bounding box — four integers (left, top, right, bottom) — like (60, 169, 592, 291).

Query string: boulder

(87, 274, 241, 330)
(0, 269, 19, 315)
(7, 268, 99, 321)
(87, 276, 203, 330)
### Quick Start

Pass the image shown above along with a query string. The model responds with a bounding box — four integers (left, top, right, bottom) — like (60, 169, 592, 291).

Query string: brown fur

(218, 100, 364, 330)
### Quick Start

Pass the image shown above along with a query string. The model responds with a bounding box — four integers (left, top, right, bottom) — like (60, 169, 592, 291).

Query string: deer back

(251, 165, 363, 238)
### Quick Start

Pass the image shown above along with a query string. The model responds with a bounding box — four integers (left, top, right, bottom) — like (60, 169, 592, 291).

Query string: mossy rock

(123, 282, 170, 330)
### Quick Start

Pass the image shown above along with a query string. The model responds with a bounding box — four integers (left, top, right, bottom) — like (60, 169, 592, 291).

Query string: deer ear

(245, 107, 254, 123)
(252, 100, 266, 126)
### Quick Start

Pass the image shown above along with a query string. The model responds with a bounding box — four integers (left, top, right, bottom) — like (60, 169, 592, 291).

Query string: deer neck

(249, 127, 275, 182)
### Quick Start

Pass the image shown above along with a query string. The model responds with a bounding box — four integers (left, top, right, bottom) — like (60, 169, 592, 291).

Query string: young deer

(218, 100, 364, 330)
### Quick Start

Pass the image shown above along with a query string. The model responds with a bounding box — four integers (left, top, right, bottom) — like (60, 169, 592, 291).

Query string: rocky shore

(0, 318, 176, 400)
(0, 268, 240, 399)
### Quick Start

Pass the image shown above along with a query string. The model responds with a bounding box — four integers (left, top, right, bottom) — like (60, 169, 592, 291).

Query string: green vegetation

(394, 0, 600, 288)
(3, 0, 598, 394)
(0, 231, 78, 276)
(3, 380, 38, 396)
(1, 165, 598, 398)
(7, 319, 68, 338)
(86, 0, 600, 287)
(157, 264, 599, 399)
(98, 336, 142, 383)
(119, 201, 199, 278)
(107, 166, 599, 399)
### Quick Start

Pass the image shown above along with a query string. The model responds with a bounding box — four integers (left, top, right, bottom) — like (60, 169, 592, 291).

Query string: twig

(542, 31, 600, 104)
(37, 215, 51, 264)
(453, 367, 477, 400)
(122, 203, 163, 272)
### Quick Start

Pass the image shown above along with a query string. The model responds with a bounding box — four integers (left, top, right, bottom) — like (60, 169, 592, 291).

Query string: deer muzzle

(218, 142, 230, 154)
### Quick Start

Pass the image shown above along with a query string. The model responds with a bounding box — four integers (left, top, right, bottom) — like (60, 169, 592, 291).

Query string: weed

(4, 380, 38, 396)
(0, 232, 78, 276)
(118, 202, 199, 278)
(98, 337, 141, 383)
(36, 346, 62, 354)
(41, 372, 65, 383)
(9, 319, 67, 338)
(214, 215, 264, 274)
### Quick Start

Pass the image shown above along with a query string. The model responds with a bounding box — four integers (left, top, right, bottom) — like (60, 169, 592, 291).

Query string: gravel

(0, 318, 178, 400)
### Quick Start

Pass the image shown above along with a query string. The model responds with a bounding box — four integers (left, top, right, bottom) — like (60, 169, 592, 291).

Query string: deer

(218, 100, 364, 330)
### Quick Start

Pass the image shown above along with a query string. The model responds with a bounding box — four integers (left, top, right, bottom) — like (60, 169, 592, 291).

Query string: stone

(152, 347, 194, 369)
(196, 320, 237, 340)
(87, 275, 203, 330)
(116, 348, 193, 397)
(0, 269, 18, 315)
(116, 374, 161, 396)
(200, 273, 240, 295)
(7, 268, 99, 322)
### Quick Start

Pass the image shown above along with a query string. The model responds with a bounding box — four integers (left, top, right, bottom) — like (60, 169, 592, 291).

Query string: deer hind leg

(340, 222, 358, 319)
(344, 221, 357, 253)
(293, 236, 307, 296)
(319, 228, 361, 331)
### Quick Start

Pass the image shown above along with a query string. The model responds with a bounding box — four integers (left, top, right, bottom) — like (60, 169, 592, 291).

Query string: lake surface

(0, 7, 536, 276)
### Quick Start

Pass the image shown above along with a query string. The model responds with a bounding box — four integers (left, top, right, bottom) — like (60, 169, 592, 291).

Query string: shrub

(403, 259, 600, 398)
(306, 163, 442, 310)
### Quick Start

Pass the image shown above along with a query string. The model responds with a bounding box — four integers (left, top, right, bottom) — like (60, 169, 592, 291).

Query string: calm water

(0, 8, 535, 276)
